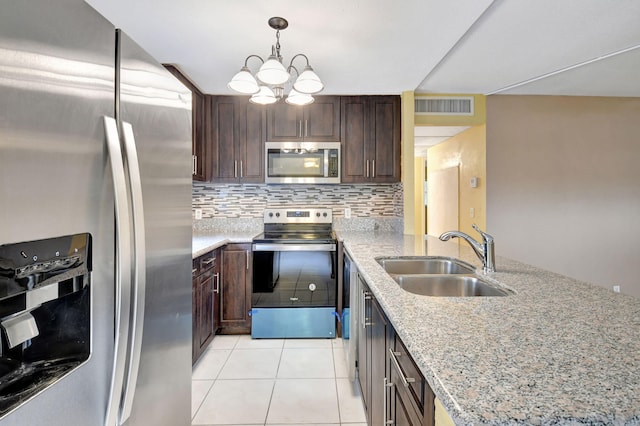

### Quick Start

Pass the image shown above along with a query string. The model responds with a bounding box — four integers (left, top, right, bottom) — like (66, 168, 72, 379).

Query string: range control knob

(323, 212, 328, 217)
(275, 212, 280, 217)
(268, 212, 274, 217)
(316, 212, 321, 217)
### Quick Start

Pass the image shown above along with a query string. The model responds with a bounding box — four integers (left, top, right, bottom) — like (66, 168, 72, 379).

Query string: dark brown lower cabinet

(358, 276, 391, 426)
(192, 249, 220, 364)
(357, 274, 435, 426)
(388, 335, 435, 425)
(219, 243, 252, 334)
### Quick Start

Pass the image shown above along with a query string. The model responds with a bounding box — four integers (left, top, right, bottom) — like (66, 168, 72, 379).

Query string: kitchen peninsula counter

(338, 231, 640, 425)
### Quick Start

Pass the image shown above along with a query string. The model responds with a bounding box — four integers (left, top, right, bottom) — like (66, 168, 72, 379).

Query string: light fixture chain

(275, 29, 282, 61)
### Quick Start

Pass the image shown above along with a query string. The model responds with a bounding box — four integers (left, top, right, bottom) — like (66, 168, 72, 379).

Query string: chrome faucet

(439, 224, 496, 273)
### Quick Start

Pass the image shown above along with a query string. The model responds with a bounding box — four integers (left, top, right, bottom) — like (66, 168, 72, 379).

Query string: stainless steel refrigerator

(0, 0, 192, 425)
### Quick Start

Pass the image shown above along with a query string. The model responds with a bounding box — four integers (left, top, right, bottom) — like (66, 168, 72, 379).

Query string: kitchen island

(339, 231, 640, 425)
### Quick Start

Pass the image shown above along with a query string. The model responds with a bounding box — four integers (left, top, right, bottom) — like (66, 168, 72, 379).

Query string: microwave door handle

(324, 149, 329, 177)
(103, 116, 133, 426)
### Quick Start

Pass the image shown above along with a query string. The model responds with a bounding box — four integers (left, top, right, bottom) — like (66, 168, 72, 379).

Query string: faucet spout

(439, 225, 496, 273)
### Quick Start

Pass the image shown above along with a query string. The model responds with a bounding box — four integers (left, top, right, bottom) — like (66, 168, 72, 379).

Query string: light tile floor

(192, 335, 367, 426)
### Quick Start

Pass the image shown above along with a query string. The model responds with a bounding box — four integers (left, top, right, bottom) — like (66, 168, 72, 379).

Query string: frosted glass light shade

(285, 89, 314, 106)
(293, 65, 323, 94)
(250, 86, 278, 105)
(227, 66, 260, 94)
(256, 56, 289, 85)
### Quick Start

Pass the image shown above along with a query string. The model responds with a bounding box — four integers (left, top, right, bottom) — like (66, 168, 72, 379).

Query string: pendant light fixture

(227, 17, 324, 106)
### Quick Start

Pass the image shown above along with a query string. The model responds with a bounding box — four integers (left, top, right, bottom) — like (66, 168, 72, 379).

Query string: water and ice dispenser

(0, 233, 91, 417)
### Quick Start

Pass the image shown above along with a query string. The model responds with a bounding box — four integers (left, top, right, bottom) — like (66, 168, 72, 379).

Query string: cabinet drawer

(198, 252, 217, 273)
(393, 335, 426, 415)
(192, 259, 200, 278)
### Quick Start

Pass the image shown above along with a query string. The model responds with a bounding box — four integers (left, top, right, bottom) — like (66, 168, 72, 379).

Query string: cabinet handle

(372, 160, 376, 178)
(362, 290, 371, 328)
(389, 348, 416, 387)
(304, 120, 308, 137)
(192, 155, 197, 175)
(203, 257, 215, 266)
(366, 160, 370, 178)
(192, 268, 198, 275)
(383, 377, 394, 425)
(240, 160, 243, 178)
(299, 120, 303, 138)
(213, 272, 220, 293)
(234, 160, 238, 178)
(246, 250, 250, 270)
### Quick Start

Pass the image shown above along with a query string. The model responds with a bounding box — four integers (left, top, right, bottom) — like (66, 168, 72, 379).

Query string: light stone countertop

(192, 232, 257, 259)
(338, 231, 640, 425)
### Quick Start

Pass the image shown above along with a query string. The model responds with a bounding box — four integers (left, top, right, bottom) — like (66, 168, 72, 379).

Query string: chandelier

(227, 17, 324, 106)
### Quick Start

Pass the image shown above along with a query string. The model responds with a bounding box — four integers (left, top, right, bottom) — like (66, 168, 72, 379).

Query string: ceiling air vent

(415, 96, 474, 116)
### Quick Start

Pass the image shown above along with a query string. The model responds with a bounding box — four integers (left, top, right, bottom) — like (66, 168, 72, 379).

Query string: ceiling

(85, 0, 640, 149)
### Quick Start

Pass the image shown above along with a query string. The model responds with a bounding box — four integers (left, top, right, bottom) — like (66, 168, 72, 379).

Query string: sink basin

(376, 256, 475, 275)
(394, 275, 510, 297)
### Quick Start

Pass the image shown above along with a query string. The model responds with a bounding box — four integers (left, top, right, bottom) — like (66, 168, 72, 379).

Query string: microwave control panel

(328, 149, 339, 177)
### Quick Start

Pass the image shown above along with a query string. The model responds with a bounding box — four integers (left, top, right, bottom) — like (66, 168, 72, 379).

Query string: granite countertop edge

(192, 232, 258, 258)
(337, 230, 640, 426)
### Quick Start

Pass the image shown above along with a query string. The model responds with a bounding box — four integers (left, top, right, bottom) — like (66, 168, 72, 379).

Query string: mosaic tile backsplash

(192, 183, 404, 219)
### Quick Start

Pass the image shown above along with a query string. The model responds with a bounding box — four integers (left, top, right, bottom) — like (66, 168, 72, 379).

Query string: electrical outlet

(613, 285, 621, 293)
(194, 209, 203, 220)
(469, 207, 475, 218)
(344, 208, 351, 218)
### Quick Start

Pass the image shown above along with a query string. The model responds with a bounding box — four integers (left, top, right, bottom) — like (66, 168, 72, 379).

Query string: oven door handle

(252, 243, 336, 252)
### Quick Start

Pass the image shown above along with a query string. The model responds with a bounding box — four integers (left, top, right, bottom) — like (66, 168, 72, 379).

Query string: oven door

(251, 243, 337, 338)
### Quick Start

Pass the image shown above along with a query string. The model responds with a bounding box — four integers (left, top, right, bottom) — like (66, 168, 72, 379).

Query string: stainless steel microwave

(265, 142, 340, 184)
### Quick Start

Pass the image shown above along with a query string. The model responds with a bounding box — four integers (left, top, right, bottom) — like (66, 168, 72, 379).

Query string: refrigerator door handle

(103, 116, 133, 426)
(119, 122, 147, 424)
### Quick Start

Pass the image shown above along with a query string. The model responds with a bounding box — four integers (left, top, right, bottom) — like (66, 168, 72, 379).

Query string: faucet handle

(472, 224, 494, 242)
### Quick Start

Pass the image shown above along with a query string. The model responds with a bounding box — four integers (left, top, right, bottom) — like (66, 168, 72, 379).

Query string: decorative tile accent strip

(192, 183, 404, 219)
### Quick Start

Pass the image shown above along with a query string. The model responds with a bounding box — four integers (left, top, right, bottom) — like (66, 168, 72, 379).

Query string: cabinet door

(266, 96, 340, 142)
(236, 99, 265, 182)
(213, 249, 221, 332)
(266, 102, 304, 141)
(390, 368, 424, 426)
(192, 262, 199, 363)
(163, 64, 210, 181)
(220, 244, 252, 334)
(357, 276, 370, 413)
(370, 96, 401, 183)
(341, 96, 368, 183)
(198, 272, 214, 349)
(304, 96, 340, 141)
(369, 295, 389, 426)
(210, 96, 239, 181)
(192, 91, 209, 181)
(341, 96, 401, 183)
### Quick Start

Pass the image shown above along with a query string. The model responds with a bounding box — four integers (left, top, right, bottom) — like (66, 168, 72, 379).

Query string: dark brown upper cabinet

(266, 96, 341, 142)
(163, 64, 210, 181)
(209, 96, 265, 183)
(341, 96, 401, 183)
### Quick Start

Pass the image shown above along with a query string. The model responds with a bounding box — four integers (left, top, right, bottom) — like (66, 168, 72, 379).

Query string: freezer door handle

(119, 122, 147, 424)
(103, 116, 133, 426)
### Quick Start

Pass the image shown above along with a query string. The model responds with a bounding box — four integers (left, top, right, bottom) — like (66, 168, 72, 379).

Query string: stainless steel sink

(394, 275, 510, 297)
(376, 256, 475, 275)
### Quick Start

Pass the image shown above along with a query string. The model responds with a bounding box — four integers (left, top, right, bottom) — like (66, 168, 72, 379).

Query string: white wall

(486, 95, 640, 298)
